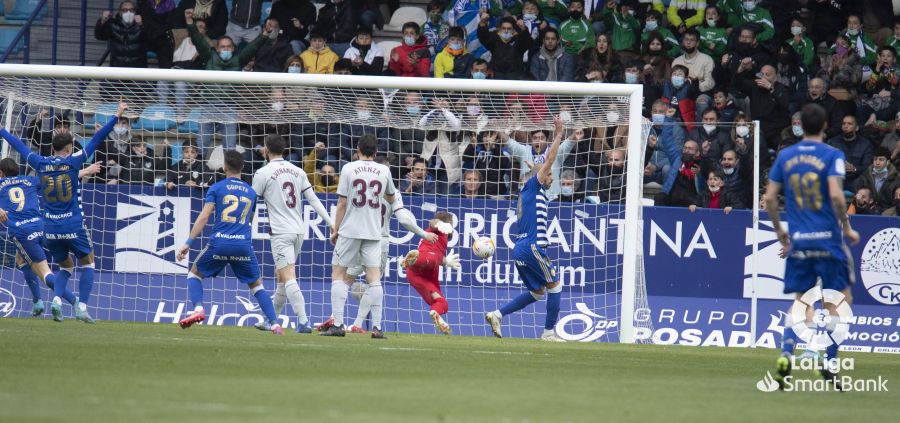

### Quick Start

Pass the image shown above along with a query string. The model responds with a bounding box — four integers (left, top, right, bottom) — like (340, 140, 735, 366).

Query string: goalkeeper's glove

(442, 250, 460, 269)
(401, 249, 419, 269)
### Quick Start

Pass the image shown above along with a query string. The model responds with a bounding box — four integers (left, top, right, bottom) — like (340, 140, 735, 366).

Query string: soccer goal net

(0, 64, 652, 343)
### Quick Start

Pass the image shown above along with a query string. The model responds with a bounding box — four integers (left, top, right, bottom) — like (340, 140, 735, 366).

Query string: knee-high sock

(251, 285, 278, 324)
(331, 280, 349, 327)
(431, 297, 449, 315)
(352, 287, 373, 328)
(365, 282, 384, 330)
(54, 267, 73, 302)
(41, 272, 74, 305)
(782, 327, 798, 355)
(19, 263, 40, 303)
(545, 291, 561, 330)
(187, 274, 204, 309)
(273, 283, 287, 315)
(79, 263, 95, 303)
(500, 291, 539, 316)
(825, 316, 840, 360)
(284, 279, 308, 325)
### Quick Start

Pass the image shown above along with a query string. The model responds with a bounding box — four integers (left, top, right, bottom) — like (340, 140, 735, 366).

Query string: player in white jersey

(319, 191, 441, 336)
(251, 134, 334, 333)
(323, 134, 403, 338)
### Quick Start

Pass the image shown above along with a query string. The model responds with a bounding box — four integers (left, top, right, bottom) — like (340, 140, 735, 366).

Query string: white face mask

(560, 111, 572, 123)
(121, 11, 135, 24)
(706, 18, 717, 27)
(357, 110, 371, 120)
(790, 26, 803, 36)
(736, 126, 750, 137)
(848, 28, 859, 36)
(272, 101, 284, 112)
(703, 124, 717, 133)
(723, 167, 735, 175)
(288, 65, 301, 73)
(467, 105, 481, 116)
(709, 185, 721, 193)
(606, 111, 620, 123)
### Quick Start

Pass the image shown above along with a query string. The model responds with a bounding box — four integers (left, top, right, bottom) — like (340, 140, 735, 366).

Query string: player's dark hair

(569, 0, 585, 8)
(412, 157, 427, 166)
(0, 158, 19, 177)
(800, 103, 827, 136)
(223, 150, 244, 175)
(183, 141, 199, 154)
(264, 133, 286, 156)
(357, 134, 378, 157)
(52, 132, 75, 152)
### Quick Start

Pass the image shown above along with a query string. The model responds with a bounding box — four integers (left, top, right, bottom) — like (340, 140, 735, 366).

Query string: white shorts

(332, 237, 382, 269)
(347, 238, 389, 277)
(270, 233, 303, 270)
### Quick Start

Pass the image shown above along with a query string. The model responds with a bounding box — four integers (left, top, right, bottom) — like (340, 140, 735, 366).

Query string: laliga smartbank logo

(756, 288, 889, 393)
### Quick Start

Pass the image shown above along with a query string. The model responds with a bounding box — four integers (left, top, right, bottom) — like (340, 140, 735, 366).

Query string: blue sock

(43, 272, 54, 290)
(19, 264, 40, 303)
(253, 287, 278, 323)
(78, 265, 95, 303)
(782, 327, 797, 355)
(42, 272, 73, 304)
(187, 275, 204, 308)
(500, 292, 538, 316)
(545, 291, 561, 330)
(53, 268, 72, 302)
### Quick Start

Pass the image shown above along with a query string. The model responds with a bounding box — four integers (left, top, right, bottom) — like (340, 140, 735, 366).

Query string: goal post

(0, 63, 650, 343)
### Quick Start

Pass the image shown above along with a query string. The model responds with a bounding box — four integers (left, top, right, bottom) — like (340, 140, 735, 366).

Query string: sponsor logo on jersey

(115, 195, 190, 273)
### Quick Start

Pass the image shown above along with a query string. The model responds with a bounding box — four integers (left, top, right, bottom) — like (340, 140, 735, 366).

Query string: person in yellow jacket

(299, 30, 339, 74)
(434, 26, 475, 78)
(302, 144, 339, 193)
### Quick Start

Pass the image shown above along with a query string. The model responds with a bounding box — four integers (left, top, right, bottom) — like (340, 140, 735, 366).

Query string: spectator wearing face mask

(462, 131, 512, 197)
(848, 186, 883, 215)
(787, 18, 815, 70)
(831, 14, 877, 67)
(828, 115, 874, 190)
(660, 65, 698, 131)
(559, 0, 595, 56)
(557, 169, 584, 203)
(641, 10, 680, 58)
(779, 112, 804, 152)
(469, 59, 492, 80)
(689, 169, 744, 214)
(697, 6, 726, 63)
(388, 22, 432, 77)
(722, 0, 774, 43)
(343, 27, 384, 76)
(477, 14, 533, 80)
(94, 117, 134, 184)
(95, 1, 147, 68)
(856, 147, 899, 209)
(300, 30, 340, 74)
(252, 18, 294, 73)
(303, 154, 339, 193)
(435, 26, 475, 79)
(119, 136, 161, 185)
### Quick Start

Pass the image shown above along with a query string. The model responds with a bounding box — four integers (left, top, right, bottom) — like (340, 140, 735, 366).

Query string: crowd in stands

(22, 0, 900, 216)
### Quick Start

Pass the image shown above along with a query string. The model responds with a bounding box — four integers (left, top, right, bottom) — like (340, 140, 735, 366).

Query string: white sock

(353, 286, 374, 328)
(78, 302, 87, 312)
(365, 282, 384, 330)
(542, 328, 554, 336)
(273, 283, 287, 316)
(284, 280, 308, 325)
(331, 280, 348, 327)
(490, 310, 502, 319)
(52, 296, 62, 305)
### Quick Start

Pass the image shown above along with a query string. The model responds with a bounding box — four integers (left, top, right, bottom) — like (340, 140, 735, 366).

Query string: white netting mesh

(0, 67, 652, 342)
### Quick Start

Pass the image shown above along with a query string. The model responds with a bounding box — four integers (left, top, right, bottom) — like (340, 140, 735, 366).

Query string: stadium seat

(382, 7, 426, 32)
(260, 1, 272, 26)
(376, 40, 401, 67)
(4, 0, 49, 22)
(168, 141, 183, 165)
(84, 103, 120, 128)
(177, 108, 201, 134)
(137, 104, 177, 131)
(0, 27, 24, 56)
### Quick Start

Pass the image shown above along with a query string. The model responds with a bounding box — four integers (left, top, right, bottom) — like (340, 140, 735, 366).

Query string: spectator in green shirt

(560, 0, 595, 55)
(728, 0, 774, 43)
(697, 5, 726, 63)
(831, 14, 877, 67)
(641, 9, 680, 58)
(537, 0, 569, 27)
(787, 18, 815, 71)
(601, 0, 640, 61)
(887, 20, 900, 55)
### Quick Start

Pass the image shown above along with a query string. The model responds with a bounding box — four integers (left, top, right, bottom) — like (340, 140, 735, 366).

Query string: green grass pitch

(1, 319, 896, 423)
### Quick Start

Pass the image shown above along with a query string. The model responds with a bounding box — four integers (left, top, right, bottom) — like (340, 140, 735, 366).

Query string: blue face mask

(523, 13, 537, 20)
(406, 105, 421, 115)
(219, 50, 233, 61)
(449, 42, 463, 50)
(625, 72, 638, 84)
(499, 31, 513, 41)
(472, 71, 487, 80)
(671, 75, 685, 88)
(288, 65, 301, 74)
(792, 125, 803, 137)
(652, 113, 665, 124)
(561, 186, 575, 196)
(645, 20, 658, 31)
(404, 36, 416, 46)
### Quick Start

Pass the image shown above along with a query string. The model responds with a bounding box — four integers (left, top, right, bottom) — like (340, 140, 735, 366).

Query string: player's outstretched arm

(83, 101, 127, 156)
(763, 181, 789, 250)
(537, 116, 565, 186)
(827, 176, 860, 245)
(79, 161, 103, 179)
(0, 127, 33, 161)
(176, 202, 215, 262)
(389, 192, 435, 242)
(302, 187, 335, 227)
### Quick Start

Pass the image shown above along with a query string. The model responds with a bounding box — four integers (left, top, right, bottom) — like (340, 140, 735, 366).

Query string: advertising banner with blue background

(1, 184, 897, 352)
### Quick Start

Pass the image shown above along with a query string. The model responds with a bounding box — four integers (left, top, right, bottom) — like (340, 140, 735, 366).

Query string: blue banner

(0, 184, 897, 352)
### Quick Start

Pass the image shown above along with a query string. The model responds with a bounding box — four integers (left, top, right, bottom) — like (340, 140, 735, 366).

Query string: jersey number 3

(351, 179, 382, 209)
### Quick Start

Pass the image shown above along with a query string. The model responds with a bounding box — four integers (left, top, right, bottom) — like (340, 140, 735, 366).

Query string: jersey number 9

(8, 187, 25, 211)
(42, 175, 73, 203)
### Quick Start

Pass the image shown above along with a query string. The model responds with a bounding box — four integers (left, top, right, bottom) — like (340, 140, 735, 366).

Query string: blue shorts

(45, 225, 93, 262)
(783, 250, 854, 294)
(513, 244, 559, 292)
(11, 228, 48, 264)
(194, 242, 260, 284)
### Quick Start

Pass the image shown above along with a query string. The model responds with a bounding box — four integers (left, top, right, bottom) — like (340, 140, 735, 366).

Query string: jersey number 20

(42, 175, 73, 203)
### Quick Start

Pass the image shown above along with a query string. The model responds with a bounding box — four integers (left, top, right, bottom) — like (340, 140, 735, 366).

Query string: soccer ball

(472, 236, 495, 259)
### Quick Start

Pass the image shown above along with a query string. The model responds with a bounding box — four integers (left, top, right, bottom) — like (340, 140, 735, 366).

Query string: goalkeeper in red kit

(401, 211, 460, 335)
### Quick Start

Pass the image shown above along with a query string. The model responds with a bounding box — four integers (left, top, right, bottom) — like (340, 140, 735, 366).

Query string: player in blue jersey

(175, 151, 283, 335)
(0, 158, 77, 318)
(485, 116, 567, 342)
(764, 103, 860, 389)
(0, 101, 126, 323)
